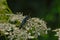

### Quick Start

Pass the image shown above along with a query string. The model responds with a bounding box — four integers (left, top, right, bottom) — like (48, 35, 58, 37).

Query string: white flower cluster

(0, 14, 47, 40)
(53, 28, 60, 40)
(9, 13, 25, 22)
(23, 18, 47, 38)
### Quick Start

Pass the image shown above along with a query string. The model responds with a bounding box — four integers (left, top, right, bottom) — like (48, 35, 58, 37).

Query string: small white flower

(28, 36, 35, 39)
(4, 32, 9, 35)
